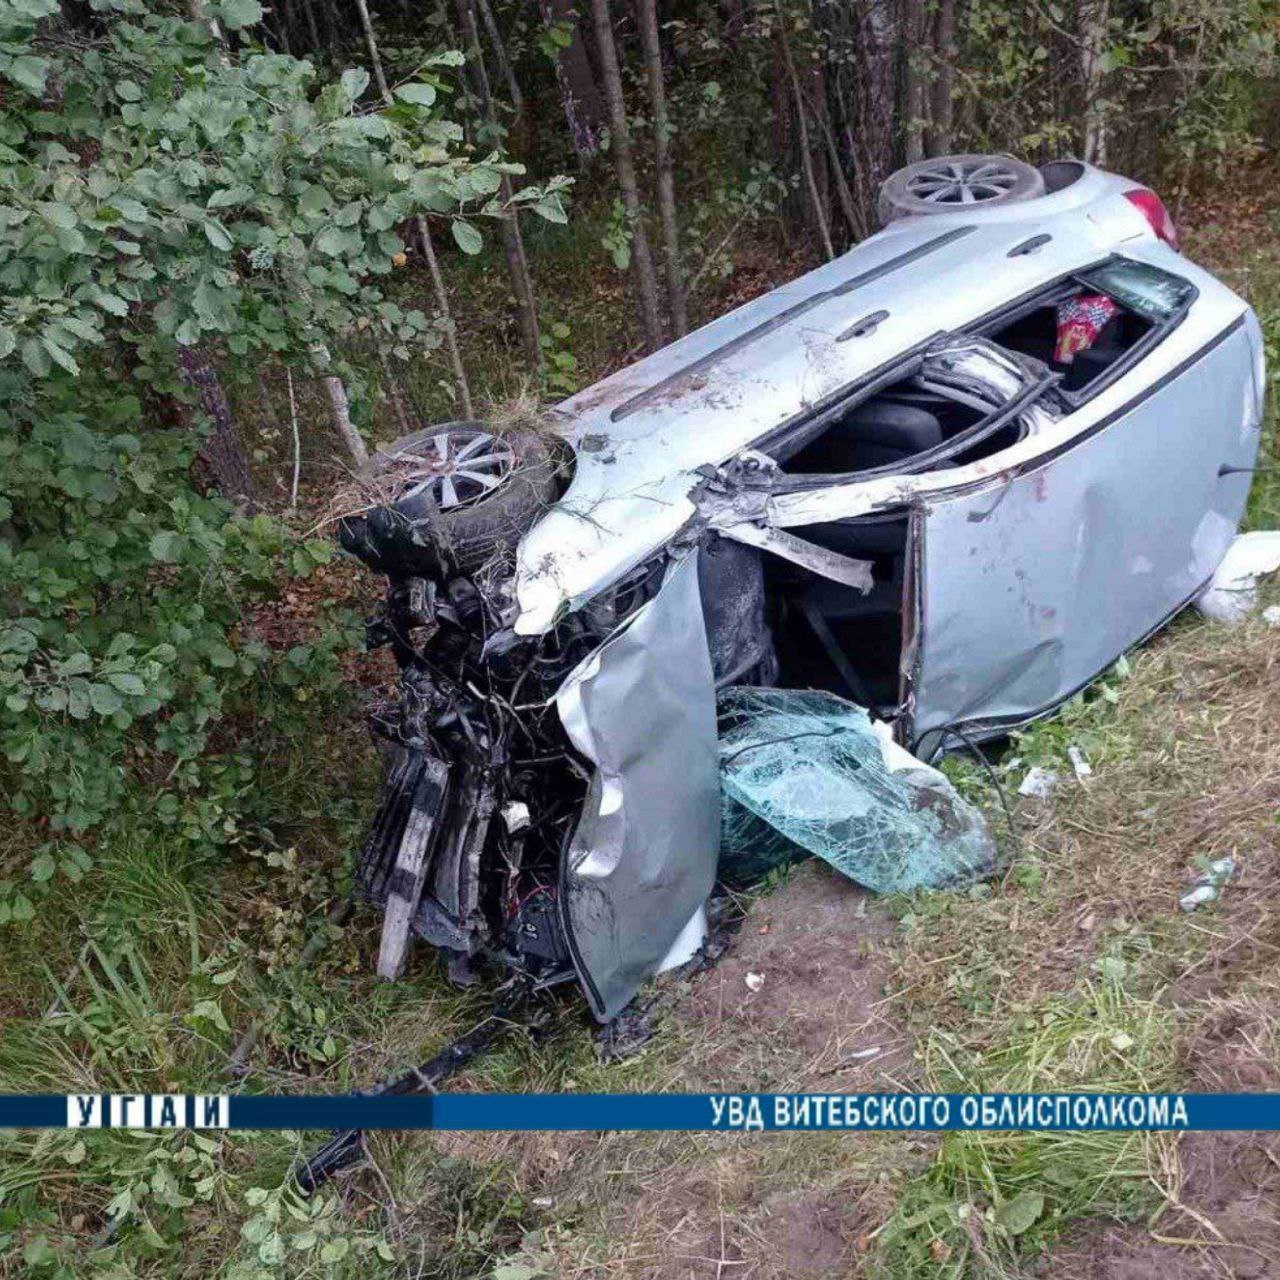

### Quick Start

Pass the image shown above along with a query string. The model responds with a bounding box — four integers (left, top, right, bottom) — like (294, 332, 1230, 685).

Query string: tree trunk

(589, 0, 664, 349)
(476, 0, 524, 123)
(539, 0, 606, 160)
(805, 81, 866, 240)
(778, 17, 834, 260)
(1079, 0, 1109, 164)
(927, 0, 956, 157)
(299, 0, 321, 54)
(322, 374, 369, 468)
(354, 0, 475, 414)
(351, 0, 391, 101)
(901, 0, 927, 163)
(456, 0, 543, 369)
(816, 0, 895, 228)
(636, 0, 686, 335)
(417, 223, 475, 418)
(177, 347, 257, 506)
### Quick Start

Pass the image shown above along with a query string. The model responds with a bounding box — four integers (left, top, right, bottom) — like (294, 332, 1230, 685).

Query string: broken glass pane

(718, 688, 998, 894)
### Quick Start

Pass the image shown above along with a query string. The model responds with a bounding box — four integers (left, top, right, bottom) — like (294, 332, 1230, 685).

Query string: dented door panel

(911, 317, 1262, 751)
(554, 554, 720, 1020)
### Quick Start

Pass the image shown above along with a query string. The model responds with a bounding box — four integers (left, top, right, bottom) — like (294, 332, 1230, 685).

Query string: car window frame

(757, 254, 1198, 491)
(975, 255, 1199, 409)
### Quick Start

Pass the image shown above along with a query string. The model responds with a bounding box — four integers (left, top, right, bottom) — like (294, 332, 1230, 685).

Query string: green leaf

(116, 80, 142, 102)
(995, 1190, 1044, 1236)
(207, 186, 255, 210)
(7, 56, 48, 95)
(56, 653, 92, 676)
(533, 193, 568, 225)
(36, 201, 76, 230)
(191, 998, 230, 1033)
(0, 326, 14, 360)
(22, 1237, 54, 1267)
(320, 1238, 350, 1263)
(314, 226, 348, 257)
(203, 220, 234, 252)
(207, 643, 237, 669)
(89, 289, 129, 317)
(40, 336, 79, 376)
(340, 68, 370, 101)
(87, 683, 123, 717)
(114, 197, 150, 223)
(30, 852, 55, 883)
(20, 338, 49, 377)
(218, 0, 264, 30)
(394, 83, 437, 106)
(149, 531, 185, 562)
(451, 219, 482, 255)
(106, 672, 146, 696)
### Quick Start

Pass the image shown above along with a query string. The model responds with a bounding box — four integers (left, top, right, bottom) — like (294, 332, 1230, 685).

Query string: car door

(553, 553, 720, 1021)
(908, 286, 1264, 755)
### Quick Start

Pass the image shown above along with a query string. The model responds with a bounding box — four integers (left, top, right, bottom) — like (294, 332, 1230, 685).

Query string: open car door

(553, 554, 720, 1020)
(908, 267, 1264, 753)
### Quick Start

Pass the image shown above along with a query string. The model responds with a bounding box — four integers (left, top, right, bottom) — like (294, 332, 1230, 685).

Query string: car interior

(986, 283, 1154, 393)
(752, 257, 1195, 718)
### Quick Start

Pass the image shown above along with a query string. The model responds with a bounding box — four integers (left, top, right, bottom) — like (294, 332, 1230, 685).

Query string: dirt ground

(684, 863, 912, 1084)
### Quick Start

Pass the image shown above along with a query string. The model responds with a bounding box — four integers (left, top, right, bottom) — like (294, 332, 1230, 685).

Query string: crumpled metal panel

(554, 554, 719, 1021)
(912, 320, 1262, 750)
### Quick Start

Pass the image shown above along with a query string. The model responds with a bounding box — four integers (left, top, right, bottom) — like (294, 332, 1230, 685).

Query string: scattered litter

(744, 971, 765, 993)
(1018, 766, 1059, 799)
(531, 1196, 554, 1209)
(1195, 531, 1280, 624)
(1264, 605, 1280, 629)
(1110, 1032, 1134, 1052)
(718, 688, 998, 894)
(1178, 855, 1237, 912)
(1067, 745, 1093, 782)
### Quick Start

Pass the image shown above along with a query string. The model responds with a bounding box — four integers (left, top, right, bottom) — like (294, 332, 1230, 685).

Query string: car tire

(339, 422, 563, 576)
(877, 154, 1045, 226)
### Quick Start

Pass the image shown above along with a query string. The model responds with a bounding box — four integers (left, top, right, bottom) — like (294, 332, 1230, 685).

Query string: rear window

(986, 257, 1195, 399)
(1077, 259, 1195, 324)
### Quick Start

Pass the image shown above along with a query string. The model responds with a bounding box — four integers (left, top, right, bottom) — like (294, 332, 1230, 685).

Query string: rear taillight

(1123, 188, 1179, 249)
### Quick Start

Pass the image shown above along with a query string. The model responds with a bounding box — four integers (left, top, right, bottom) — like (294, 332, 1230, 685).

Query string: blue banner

(3, 1092, 1280, 1132)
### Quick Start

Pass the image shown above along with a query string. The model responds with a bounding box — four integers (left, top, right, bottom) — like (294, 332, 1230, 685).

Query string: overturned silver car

(338, 156, 1266, 1022)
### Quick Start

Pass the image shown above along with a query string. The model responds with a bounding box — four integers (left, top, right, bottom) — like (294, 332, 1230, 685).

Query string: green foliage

(538, 319, 578, 395)
(0, 0, 556, 907)
(0, 363, 353, 910)
(0, 1, 565, 379)
(954, 0, 1277, 170)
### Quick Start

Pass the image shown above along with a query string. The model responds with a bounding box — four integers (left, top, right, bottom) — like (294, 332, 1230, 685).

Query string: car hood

(513, 191, 1147, 635)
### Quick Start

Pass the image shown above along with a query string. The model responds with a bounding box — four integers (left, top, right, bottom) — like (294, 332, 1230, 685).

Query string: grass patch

(874, 979, 1178, 1277)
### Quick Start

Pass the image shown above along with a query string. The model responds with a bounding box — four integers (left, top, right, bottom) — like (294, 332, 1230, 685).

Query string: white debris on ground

(1018, 766, 1059, 799)
(1178, 855, 1237, 912)
(744, 971, 765, 993)
(1067, 745, 1093, 782)
(1263, 604, 1280, 628)
(1196, 531, 1280, 624)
